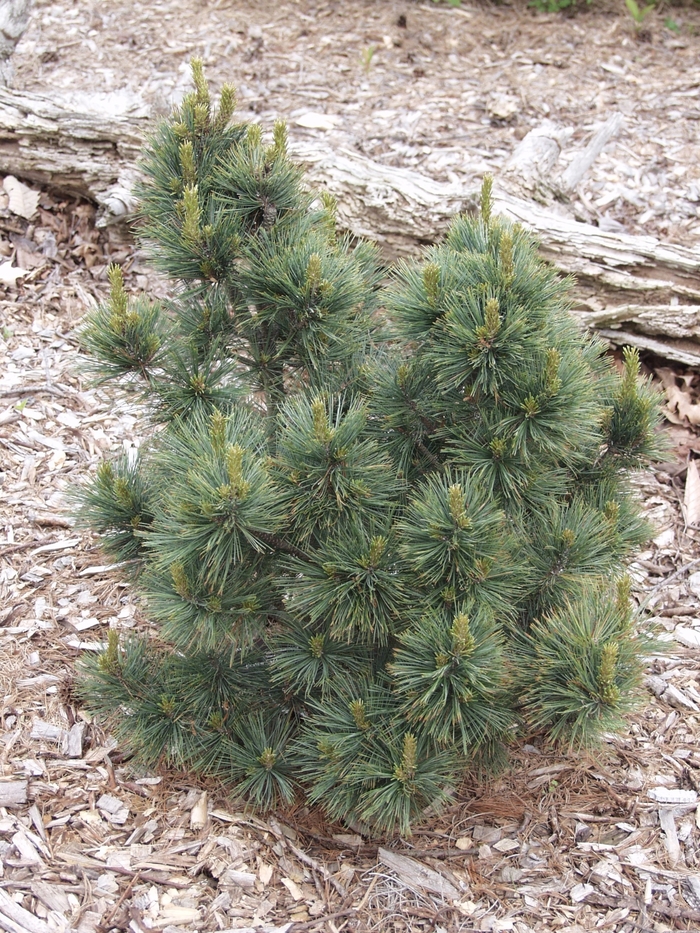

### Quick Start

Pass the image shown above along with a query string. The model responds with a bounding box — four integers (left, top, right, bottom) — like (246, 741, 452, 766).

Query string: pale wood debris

(0, 888, 51, 933)
(674, 625, 700, 649)
(560, 113, 625, 193)
(62, 722, 84, 759)
(0, 783, 26, 808)
(10, 829, 44, 866)
(0, 95, 695, 363)
(29, 720, 62, 742)
(377, 847, 461, 900)
(658, 807, 682, 866)
(0, 4, 698, 932)
(663, 683, 699, 712)
(648, 787, 698, 804)
(189, 791, 208, 831)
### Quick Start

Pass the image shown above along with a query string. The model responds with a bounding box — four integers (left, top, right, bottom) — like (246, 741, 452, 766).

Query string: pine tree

(76, 62, 663, 837)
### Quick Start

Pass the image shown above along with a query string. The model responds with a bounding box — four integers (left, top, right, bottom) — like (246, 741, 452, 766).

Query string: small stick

(287, 839, 347, 898)
(354, 872, 380, 913)
(0, 540, 49, 558)
(101, 872, 142, 927)
(269, 819, 347, 899)
(0, 384, 76, 399)
(642, 557, 700, 609)
(56, 854, 191, 889)
(288, 908, 357, 932)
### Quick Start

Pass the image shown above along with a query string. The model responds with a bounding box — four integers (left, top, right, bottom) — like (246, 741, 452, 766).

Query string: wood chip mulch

(1, 185, 700, 933)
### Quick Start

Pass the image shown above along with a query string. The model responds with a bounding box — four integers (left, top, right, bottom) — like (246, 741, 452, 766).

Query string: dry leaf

(685, 460, 700, 526)
(0, 260, 29, 285)
(656, 368, 678, 390)
(3, 175, 40, 219)
(493, 838, 520, 853)
(660, 371, 700, 426)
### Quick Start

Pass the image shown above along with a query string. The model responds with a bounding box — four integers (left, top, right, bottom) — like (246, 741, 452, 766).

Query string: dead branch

(0, 87, 697, 363)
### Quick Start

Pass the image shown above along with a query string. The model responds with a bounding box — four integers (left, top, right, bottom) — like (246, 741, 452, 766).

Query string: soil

(12, 0, 700, 247)
(2, 1, 700, 932)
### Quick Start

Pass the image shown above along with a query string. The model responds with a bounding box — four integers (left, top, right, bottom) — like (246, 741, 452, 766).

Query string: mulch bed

(2, 0, 700, 930)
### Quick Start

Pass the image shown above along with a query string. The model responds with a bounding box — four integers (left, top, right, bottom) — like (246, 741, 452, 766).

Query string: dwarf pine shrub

(76, 62, 662, 836)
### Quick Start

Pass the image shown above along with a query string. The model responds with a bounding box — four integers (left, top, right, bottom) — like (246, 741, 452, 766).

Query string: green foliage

(514, 580, 647, 746)
(75, 62, 663, 836)
(625, 0, 655, 27)
(73, 452, 155, 561)
(296, 682, 458, 836)
(390, 604, 512, 754)
(80, 265, 165, 384)
(529, 0, 590, 13)
(360, 45, 377, 72)
(528, 0, 655, 19)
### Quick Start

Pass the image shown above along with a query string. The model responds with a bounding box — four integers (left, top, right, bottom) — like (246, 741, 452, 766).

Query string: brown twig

(287, 839, 347, 899)
(644, 557, 700, 604)
(56, 853, 192, 889)
(269, 818, 347, 898)
(385, 846, 479, 859)
(288, 908, 357, 932)
(600, 781, 632, 810)
(99, 872, 142, 929)
(0, 539, 50, 558)
(585, 891, 700, 925)
(0, 383, 76, 398)
(256, 530, 312, 562)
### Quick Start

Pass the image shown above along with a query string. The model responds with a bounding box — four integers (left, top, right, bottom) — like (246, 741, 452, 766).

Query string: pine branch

(256, 531, 311, 562)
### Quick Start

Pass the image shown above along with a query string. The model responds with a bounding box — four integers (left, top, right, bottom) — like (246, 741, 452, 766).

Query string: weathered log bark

(560, 113, 624, 193)
(0, 87, 698, 365)
(295, 143, 700, 366)
(0, 86, 149, 217)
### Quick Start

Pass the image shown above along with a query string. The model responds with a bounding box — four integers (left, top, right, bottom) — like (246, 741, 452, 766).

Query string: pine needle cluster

(76, 62, 663, 836)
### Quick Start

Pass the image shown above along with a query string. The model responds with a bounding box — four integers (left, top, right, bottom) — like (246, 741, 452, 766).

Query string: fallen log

(0, 87, 698, 365)
(0, 85, 149, 218)
(242, 141, 700, 366)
